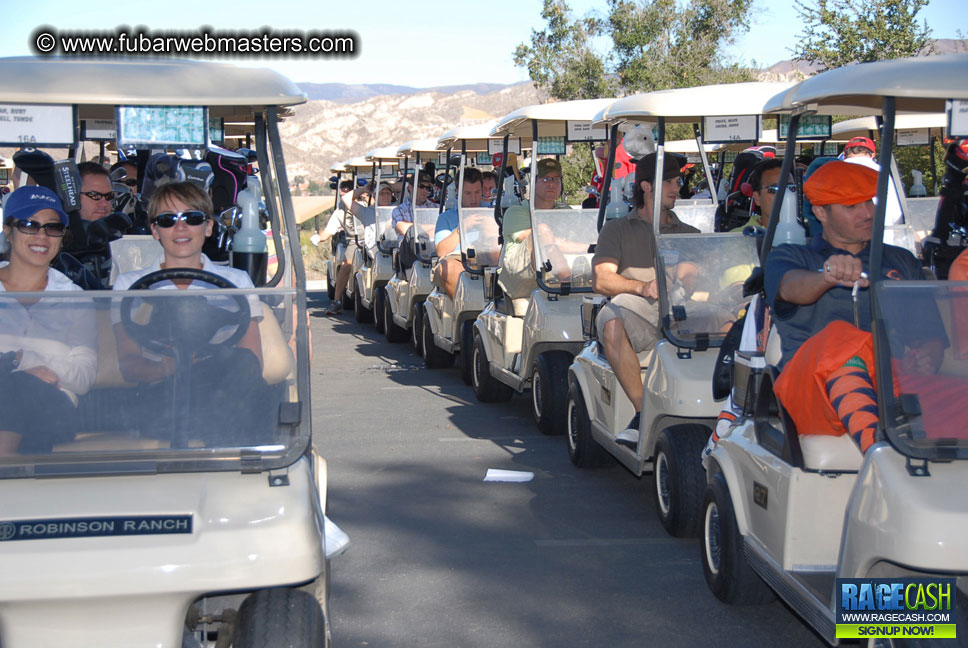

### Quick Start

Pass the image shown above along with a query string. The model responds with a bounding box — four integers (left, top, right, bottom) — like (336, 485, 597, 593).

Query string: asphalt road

(309, 290, 827, 648)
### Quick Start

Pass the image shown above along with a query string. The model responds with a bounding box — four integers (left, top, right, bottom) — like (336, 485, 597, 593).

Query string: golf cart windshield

(875, 280, 968, 461)
(0, 287, 305, 478)
(413, 207, 438, 262)
(531, 208, 598, 291)
(458, 207, 501, 272)
(375, 205, 397, 250)
(657, 233, 759, 347)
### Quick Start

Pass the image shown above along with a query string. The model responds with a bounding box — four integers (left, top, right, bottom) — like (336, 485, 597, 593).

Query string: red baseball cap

(846, 136, 876, 154)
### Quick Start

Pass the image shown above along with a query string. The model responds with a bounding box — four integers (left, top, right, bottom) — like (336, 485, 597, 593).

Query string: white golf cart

(470, 98, 614, 435)
(338, 155, 375, 321)
(832, 113, 948, 247)
(701, 53, 968, 645)
(325, 160, 349, 302)
(0, 57, 340, 647)
(384, 137, 443, 346)
(421, 123, 503, 378)
(565, 82, 793, 538)
(352, 147, 401, 330)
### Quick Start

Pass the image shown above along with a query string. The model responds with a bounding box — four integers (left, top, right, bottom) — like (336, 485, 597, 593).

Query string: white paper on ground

(483, 469, 535, 482)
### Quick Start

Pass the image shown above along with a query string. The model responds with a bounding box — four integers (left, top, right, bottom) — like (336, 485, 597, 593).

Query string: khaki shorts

(497, 242, 536, 299)
(596, 293, 661, 353)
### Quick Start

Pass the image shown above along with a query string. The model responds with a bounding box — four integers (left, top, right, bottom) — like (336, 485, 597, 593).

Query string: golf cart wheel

(459, 320, 475, 385)
(353, 279, 373, 324)
(384, 289, 408, 343)
(326, 267, 336, 300)
(411, 302, 424, 356)
(422, 306, 455, 369)
(373, 287, 386, 335)
(531, 351, 571, 436)
(701, 471, 775, 605)
(566, 381, 610, 468)
(235, 588, 325, 648)
(653, 425, 710, 538)
(471, 331, 513, 402)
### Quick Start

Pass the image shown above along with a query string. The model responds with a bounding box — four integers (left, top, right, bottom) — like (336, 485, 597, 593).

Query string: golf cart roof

(491, 99, 616, 140)
(831, 113, 947, 139)
(398, 138, 443, 156)
(436, 121, 499, 152)
(764, 54, 968, 114)
(595, 82, 794, 124)
(0, 57, 305, 121)
(330, 162, 348, 173)
(365, 146, 401, 163)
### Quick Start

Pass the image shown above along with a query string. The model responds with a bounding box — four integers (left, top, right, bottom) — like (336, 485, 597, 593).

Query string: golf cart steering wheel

(120, 268, 251, 357)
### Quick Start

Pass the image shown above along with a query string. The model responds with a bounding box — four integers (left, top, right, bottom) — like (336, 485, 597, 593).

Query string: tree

(513, 0, 616, 100)
(792, 0, 933, 71)
(514, 0, 756, 102)
(307, 180, 322, 195)
(606, 0, 756, 93)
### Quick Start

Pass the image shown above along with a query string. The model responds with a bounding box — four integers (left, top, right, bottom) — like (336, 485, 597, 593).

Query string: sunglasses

(150, 210, 210, 228)
(81, 190, 117, 202)
(11, 219, 67, 237)
(762, 183, 797, 195)
(123, 179, 139, 187)
(538, 176, 562, 185)
(418, 184, 433, 191)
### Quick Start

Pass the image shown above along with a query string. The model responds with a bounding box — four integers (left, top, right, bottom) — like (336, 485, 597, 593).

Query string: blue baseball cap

(3, 186, 70, 226)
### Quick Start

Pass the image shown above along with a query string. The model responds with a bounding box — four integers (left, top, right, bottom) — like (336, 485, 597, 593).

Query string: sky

(2, 0, 965, 88)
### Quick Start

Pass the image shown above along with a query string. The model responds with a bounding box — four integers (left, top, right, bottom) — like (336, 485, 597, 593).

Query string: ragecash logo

(836, 577, 957, 640)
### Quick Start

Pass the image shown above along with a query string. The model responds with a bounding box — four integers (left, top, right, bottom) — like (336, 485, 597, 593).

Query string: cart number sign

(836, 577, 957, 640)
(702, 115, 760, 144)
(0, 104, 75, 147)
(0, 516, 193, 542)
(566, 121, 607, 142)
(947, 100, 968, 138)
(488, 138, 522, 155)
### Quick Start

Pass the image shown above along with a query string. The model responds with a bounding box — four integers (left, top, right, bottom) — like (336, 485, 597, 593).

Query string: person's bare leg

(441, 258, 463, 300)
(601, 318, 643, 412)
(0, 431, 22, 456)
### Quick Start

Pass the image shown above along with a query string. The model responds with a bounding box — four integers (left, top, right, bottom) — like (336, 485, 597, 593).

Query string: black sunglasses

(10, 219, 67, 237)
(81, 190, 117, 202)
(151, 210, 210, 228)
(418, 184, 433, 191)
(123, 178, 139, 187)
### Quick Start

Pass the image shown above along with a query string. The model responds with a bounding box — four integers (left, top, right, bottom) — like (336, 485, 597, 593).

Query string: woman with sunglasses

(111, 182, 270, 445)
(0, 186, 97, 455)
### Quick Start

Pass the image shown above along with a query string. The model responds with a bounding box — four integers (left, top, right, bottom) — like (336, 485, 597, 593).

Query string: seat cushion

(799, 434, 863, 472)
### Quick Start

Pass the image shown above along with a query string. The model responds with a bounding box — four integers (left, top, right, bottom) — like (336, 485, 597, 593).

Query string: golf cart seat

(511, 298, 530, 317)
(799, 434, 864, 472)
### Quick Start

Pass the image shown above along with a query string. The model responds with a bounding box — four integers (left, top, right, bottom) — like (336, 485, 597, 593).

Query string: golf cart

(701, 53, 968, 645)
(470, 98, 615, 435)
(0, 57, 340, 647)
(831, 113, 948, 249)
(352, 147, 401, 329)
(565, 82, 793, 537)
(339, 155, 376, 321)
(325, 160, 348, 301)
(384, 137, 445, 347)
(421, 122, 503, 377)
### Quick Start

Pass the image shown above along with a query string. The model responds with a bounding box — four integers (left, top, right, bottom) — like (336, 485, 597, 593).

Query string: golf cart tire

(411, 303, 424, 356)
(353, 279, 373, 324)
(459, 320, 474, 385)
(422, 308, 455, 369)
(701, 471, 775, 605)
(532, 351, 571, 436)
(566, 381, 610, 468)
(373, 287, 386, 335)
(384, 290, 408, 343)
(326, 267, 335, 300)
(653, 425, 709, 538)
(471, 331, 513, 402)
(235, 588, 326, 648)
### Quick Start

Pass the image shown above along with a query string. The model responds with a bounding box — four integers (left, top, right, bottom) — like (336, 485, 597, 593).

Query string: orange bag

(775, 321, 875, 437)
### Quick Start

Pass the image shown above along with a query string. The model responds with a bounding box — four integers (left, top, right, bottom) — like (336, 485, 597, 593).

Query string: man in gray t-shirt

(592, 152, 697, 436)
